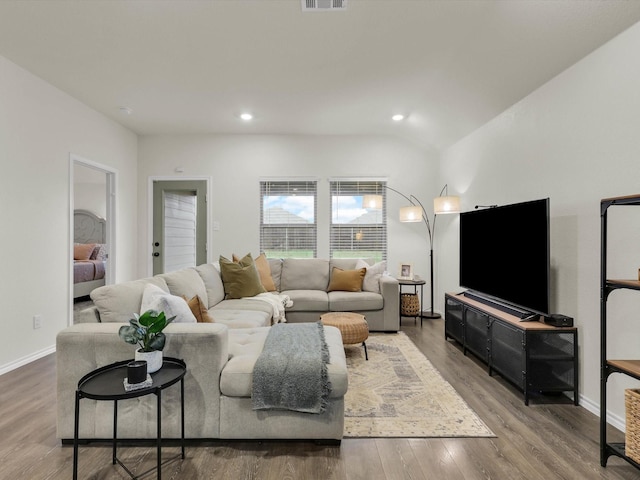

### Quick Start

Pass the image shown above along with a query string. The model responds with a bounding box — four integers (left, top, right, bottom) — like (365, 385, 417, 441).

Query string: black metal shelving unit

(600, 194, 640, 468)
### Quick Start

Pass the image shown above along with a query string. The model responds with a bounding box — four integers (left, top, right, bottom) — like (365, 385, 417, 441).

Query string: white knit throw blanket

(243, 292, 293, 323)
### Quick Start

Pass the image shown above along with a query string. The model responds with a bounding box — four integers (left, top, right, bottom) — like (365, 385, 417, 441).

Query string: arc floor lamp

(363, 185, 460, 319)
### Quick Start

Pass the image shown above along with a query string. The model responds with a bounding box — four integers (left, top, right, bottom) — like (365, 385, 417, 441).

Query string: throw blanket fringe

(252, 322, 331, 414)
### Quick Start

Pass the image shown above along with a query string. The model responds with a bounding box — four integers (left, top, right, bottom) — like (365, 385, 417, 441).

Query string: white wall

(138, 134, 439, 283)
(0, 55, 138, 373)
(439, 22, 640, 427)
(74, 163, 107, 218)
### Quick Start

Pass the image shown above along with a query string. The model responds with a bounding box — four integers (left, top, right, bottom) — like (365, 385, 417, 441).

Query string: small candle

(127, 360, 147, 384)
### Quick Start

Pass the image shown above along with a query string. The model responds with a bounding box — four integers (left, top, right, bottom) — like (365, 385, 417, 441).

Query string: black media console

(445, 292, 578, 406)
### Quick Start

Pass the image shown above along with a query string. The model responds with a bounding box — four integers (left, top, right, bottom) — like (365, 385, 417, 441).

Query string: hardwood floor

(2, 318, 640, 479)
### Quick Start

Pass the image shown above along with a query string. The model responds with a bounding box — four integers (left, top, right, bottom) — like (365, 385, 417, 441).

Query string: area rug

(343, 332, 494, 438)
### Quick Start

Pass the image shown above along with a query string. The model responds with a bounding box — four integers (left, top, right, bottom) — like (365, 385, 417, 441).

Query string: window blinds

(330, 180, 387, 261)
(260, 180, 317, 258)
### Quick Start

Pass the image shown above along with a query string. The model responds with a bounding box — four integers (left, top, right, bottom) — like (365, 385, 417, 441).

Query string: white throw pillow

(355, 259, 387, 294)
(140, 283, 196, 323)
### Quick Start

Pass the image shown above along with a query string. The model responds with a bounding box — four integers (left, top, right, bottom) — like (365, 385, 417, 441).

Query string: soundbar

(463, 290, 537, 320)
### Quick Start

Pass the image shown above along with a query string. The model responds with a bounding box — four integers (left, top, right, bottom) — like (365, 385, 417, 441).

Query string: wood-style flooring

(1, 317, 639, 479)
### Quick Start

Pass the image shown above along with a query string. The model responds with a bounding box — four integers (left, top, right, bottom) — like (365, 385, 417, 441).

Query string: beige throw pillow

(327, 267, 366, 292)
(219, 254, 267, 299)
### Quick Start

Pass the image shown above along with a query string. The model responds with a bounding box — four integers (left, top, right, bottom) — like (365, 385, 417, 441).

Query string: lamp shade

(434, 195, 460, 214)
(399, 205, 423, 223)
(362, 194, 383, 210)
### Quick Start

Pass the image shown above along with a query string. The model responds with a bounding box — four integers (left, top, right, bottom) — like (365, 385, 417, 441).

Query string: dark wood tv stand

(445, 292, 578, 405)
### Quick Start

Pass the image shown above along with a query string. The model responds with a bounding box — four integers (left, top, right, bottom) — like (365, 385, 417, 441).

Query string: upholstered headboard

(74, 209, 106, 244)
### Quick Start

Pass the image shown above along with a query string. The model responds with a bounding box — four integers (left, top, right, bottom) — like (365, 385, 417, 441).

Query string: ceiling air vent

(302, 0, 347, 11)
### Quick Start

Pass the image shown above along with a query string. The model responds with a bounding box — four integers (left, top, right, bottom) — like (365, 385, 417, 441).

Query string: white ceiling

(1, 1, 639, 152)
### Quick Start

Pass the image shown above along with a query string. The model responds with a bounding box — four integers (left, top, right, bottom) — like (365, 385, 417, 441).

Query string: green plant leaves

(118, 309, 176, 352)
(118, 325, 139, 345)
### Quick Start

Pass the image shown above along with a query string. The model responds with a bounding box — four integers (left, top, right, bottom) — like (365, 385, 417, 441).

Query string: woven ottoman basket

(320, 312, 369, 360)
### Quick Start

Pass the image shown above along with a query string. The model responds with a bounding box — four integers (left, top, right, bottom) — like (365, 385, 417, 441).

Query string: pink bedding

(73, 260, 105, 284)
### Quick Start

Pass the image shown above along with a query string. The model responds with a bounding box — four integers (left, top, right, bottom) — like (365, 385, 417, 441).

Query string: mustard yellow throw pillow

(182, 295, 214, 323)
(327, 267, 366, 292)
(219, 254, 267, 299)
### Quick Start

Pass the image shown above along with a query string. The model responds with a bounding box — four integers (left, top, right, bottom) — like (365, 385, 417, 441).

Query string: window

(330, 180, 387, 262)
(260, 180, 317, 258)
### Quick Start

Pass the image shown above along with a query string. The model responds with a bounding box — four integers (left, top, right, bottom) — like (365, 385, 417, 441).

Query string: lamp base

(421, 311, 441, 320)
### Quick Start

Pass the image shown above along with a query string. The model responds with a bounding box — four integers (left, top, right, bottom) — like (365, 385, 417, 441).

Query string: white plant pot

(135, 349, 163, 373)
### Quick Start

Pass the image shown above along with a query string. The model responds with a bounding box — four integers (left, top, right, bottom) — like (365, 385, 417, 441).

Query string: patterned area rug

(343, 332, 494, 438)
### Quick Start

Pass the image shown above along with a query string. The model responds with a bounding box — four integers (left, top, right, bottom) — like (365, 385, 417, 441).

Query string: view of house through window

(330, 180, 387, 262)
(260, 180, 317, 258)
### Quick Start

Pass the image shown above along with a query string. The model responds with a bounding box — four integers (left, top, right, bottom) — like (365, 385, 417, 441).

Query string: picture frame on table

(398, 263, 413, 280)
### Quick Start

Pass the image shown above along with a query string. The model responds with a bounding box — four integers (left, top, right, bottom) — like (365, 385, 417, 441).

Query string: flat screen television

(459, 198, 550, 317)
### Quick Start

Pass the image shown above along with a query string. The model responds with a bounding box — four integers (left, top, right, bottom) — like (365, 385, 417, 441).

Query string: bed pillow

(140, 283, 196, 323)
(327, 267, 366, 292)
(90, 243, 107, 261)
(355, 259, 387, 294)
(74, 243, 96, 261)
(219, 254, 267, 299)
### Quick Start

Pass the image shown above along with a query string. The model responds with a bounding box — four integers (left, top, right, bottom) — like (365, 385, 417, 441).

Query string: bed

(73, 209, 107, 299)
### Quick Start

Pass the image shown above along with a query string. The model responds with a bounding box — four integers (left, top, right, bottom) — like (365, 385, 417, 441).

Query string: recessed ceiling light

(392, 114, 404, 122)
(240, 113, 253, 121)
(119, 106, 133, 115)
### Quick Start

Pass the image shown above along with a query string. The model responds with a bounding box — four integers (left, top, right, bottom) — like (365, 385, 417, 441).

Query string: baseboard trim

(0, 345, 55, 376)
(580, 393, 625, 433)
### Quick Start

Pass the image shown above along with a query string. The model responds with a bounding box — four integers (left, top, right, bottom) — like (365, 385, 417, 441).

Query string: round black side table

(73, 357, 186, 480)
(398, 279, 427, 326)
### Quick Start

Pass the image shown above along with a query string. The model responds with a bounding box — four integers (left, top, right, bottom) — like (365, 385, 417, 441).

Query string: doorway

(69, 154, 117, 325)
(152, 180, 207, 275)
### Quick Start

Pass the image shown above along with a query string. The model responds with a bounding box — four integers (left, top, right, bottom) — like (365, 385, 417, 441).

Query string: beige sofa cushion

(212, 298, 274, 315)
(220, 326, 348, 399)
(90, 277, 168, 323)
(158, 268, 208, 307)
(209, 309, 271, 329)
(281, 290, 329, 312)
(195, 263, 225, 308)
(328, 291, 384, 311)
(268, 258, 283, 291)
(280, 258, 329, 291)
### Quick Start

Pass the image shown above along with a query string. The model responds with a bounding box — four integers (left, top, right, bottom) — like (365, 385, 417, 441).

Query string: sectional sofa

(57, 257, 399, 442)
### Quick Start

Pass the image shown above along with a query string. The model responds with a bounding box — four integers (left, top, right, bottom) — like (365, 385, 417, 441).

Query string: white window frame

(329, 178, 387, 262)
(260, 179, 318, 258)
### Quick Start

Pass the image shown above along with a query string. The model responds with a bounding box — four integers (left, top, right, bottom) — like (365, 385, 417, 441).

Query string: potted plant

(118, 310, 175, 373)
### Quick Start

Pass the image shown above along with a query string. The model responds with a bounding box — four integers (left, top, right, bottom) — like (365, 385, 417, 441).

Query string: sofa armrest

(379, 275, 400, 331)
(56, 322, 229, 440)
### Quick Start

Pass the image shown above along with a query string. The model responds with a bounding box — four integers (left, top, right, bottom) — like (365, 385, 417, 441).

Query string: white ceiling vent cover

(302, 0, 347, 11)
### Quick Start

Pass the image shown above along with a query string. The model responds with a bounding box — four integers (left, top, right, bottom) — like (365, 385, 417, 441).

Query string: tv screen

(459, 198, 550, 316)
